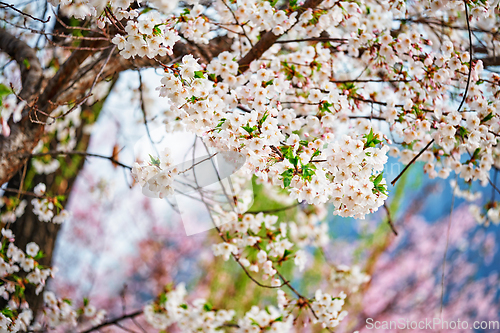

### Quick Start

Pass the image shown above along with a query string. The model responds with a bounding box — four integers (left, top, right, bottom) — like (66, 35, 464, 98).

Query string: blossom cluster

(235, 304, 294, 332)
(157, 52, 390, 218)
(0, 198, 26, 224)
(144, 283, 235, 332)
(111, 12, 181, 60)
(111, 0, 500, 228)
(31, 183, 70, 224)
(213, 211, 304, 280)
(178, 5, 213, 44)
(5, 0, 500, 331)
(269, 133, 389, 219)
(143, 283, 340, 333)
(311, 289, 348, 329)
(40, 292, 106, 329)
(330, 264, 371, 293)
(131, 147, 178, 199)
(0, 230, 51, 332)
(0, 227, 105, 332)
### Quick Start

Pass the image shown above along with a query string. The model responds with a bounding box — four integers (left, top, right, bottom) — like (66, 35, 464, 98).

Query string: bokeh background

(46, 68, 500, 332)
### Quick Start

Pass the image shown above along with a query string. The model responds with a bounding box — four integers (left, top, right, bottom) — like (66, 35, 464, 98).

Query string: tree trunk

(0, 76, 118, 318)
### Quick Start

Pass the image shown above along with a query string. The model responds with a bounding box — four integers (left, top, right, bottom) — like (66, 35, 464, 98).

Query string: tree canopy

(1, 0, 500, 332)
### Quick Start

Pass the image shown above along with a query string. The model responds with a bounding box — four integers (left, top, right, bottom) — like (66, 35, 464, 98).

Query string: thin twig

(79, 310, 143, 333)
(26, 150, 131, 169)
(2, 187, 45, 198)
(383, 202, 397, 236)
(51, 45, 116, 120)
(17, 161, 28, 201)
(137, 70, 160, 157)
(456, 0, 473, 114)
(177, 153, 218, 175)
(390, 139, 434, 186)
(274, 37, 348, 44)
(245, 203, 300, 214)
(0, 2, 50, 23)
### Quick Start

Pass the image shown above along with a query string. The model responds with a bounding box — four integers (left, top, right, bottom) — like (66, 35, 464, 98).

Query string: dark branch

(390, 139, 434, 186)
(0, 28, 42, 99)
(26, 150, 132, 169)
(383, 202, 397, 236)
(237, 0, 324, 73)
(79, 310, 143, 333)
(0, 2, 50, 23)
(245, 202, 301, 214)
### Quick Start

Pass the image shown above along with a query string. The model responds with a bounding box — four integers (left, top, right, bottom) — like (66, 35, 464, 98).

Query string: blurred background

(46, 68, 500, 332)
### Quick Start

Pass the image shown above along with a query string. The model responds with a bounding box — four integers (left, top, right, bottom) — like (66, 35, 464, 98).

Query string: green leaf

(34, 250, 44, 261)
(15, 285, 25, 298)
(83, 297, 89, 307)
(281, 169, 294, 177)
(301, 164, 316, 180)
(159, 292, 168, 304)
(364, 128, 382, 148)
(259, 111, 269, 126)
(263, 79, 274, 87)
(0, 83, 11, 98)
(242, 125, 256, 135)
(194, 70, 206, 79)
(299, 140, 309, 146)
(319, 101, 332, 113)
(481, 112, 494, 124)
(283, 177, 291, 188)
(54, 201, 64, 210)
(456, 126, 468, 139)
(153, 25, 162, 36)
(281, 168, 294, 188)
(149, 154, 161, 168)
(180, 303, 188, 309)
(203, 302, 213, 311)
(1, 308, 15, 318)
(288, 155, 299, 167)
(469, 147, 481, 164)
(283, 249, 292, 259)
(23, 58, 30, 69)
(216, 118, 226, 128)
(373, 172, 383, 187)
(250, 317, 260, 326)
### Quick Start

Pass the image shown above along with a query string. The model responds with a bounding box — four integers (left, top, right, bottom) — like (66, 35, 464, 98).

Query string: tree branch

(237, 0, 324, 73)
(0, 28, 231, 186)
(79, 310, 143, 333)
(479, 56, 500, 68)
(27, 150, 132, 169)
(0, 28, 42, 100)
